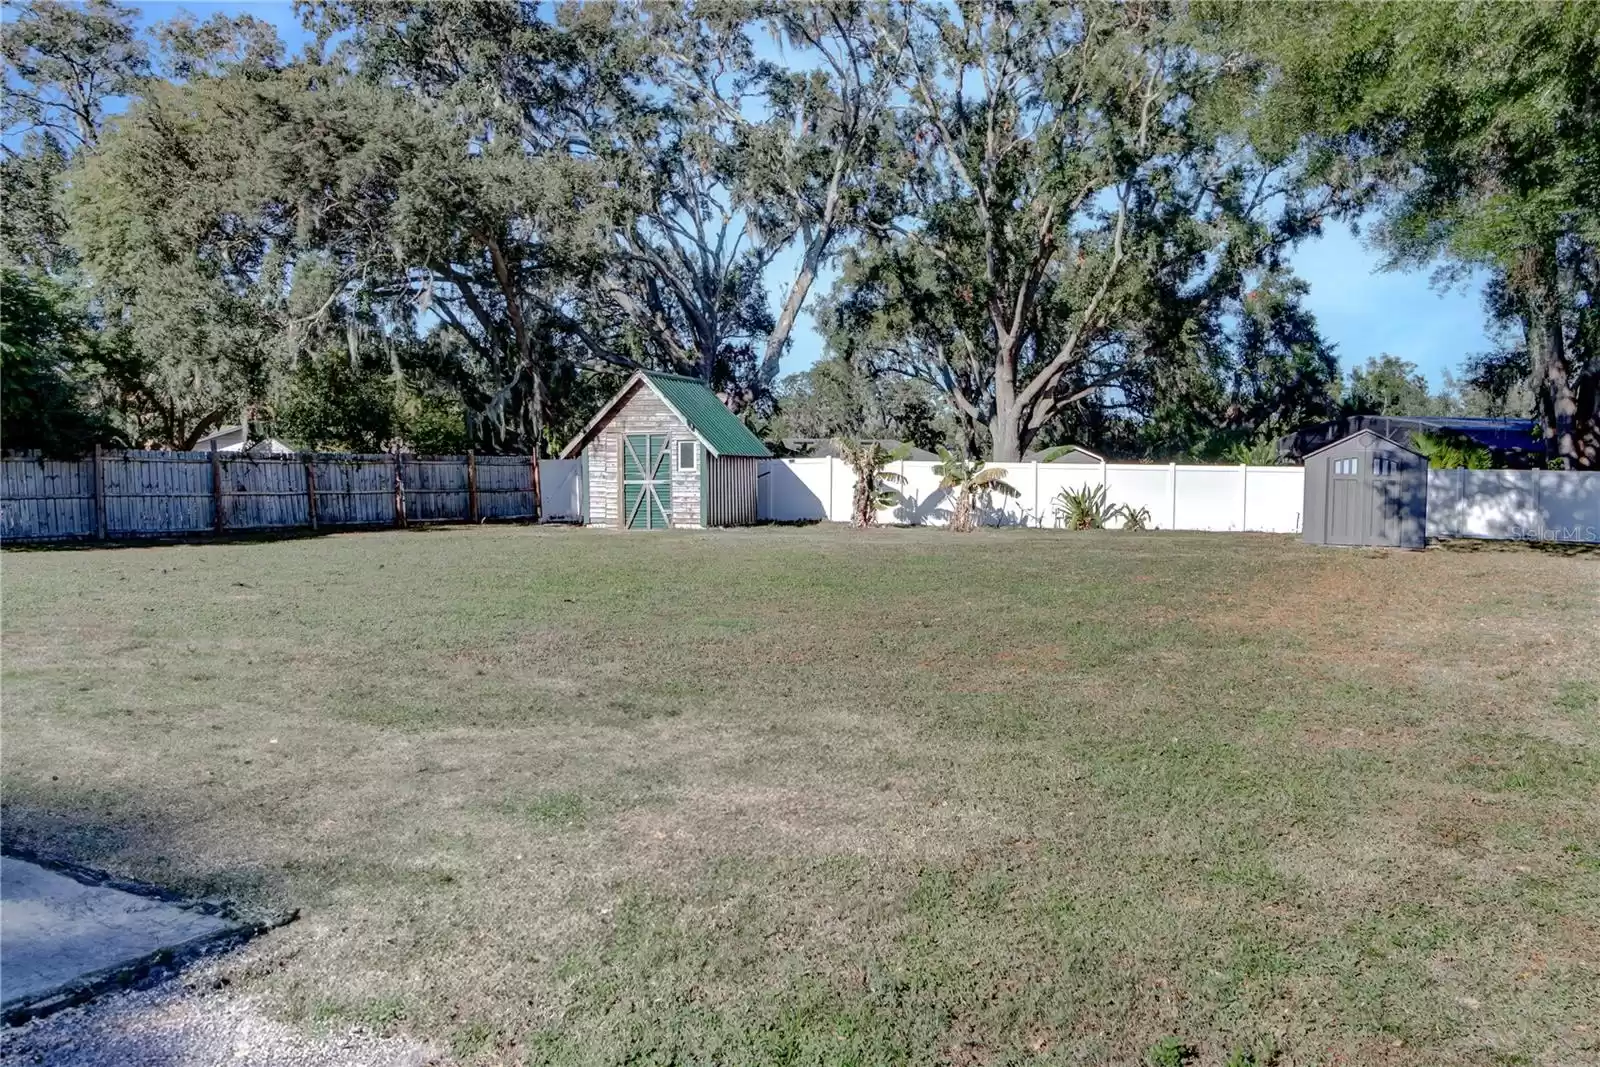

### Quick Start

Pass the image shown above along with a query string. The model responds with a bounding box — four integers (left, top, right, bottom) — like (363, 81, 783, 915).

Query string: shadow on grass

(0, 518, 582, 553)
(0, 795, 288, 917)
(1429, 537, 1600, 558)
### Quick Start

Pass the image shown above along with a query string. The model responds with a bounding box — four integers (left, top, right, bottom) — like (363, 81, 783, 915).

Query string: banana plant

(834, 438, 910, 527)
(933, 447, 1018, 532)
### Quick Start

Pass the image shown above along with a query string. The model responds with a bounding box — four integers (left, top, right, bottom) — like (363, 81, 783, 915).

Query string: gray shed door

(1326, 452, 1406, 547)
(1327, 459, 1364, 544)
(1368, 459, 1404, 546)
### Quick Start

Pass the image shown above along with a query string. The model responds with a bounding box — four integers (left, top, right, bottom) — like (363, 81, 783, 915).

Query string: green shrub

(1053, 483, 1115, 529)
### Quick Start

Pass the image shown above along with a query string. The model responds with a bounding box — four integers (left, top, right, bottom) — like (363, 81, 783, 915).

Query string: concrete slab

(1, 856, 240, 1017)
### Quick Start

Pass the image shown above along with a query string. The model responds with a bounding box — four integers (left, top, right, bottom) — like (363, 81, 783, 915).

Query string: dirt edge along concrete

(1, 845, 297, 1026)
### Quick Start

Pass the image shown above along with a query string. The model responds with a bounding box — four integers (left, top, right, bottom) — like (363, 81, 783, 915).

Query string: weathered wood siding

(581, 382, 701, 528)
(705, 455, 760, 526)
(0, 450, 580, 541)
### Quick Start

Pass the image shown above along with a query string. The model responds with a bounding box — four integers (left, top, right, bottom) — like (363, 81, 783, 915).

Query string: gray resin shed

(1302, 429, 1427, 549)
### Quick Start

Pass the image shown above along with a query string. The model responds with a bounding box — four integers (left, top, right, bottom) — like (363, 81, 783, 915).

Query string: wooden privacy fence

(0, 449, 582, 542)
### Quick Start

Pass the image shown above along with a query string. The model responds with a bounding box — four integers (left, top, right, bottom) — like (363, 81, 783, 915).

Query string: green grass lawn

(2, 526, 1597, 1066)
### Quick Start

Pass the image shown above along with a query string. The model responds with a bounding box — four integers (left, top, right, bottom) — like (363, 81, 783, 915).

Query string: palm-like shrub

(1053, 483, 1116, 530)
(934, 447, 1018, 532)
(1410, 430, 1492, 469)
(1119, 504, 1152, 531)
(1225, 439, 1280, 465)
(835, 438, 910, 527)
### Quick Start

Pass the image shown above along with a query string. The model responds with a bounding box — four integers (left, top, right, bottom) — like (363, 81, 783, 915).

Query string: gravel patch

(0, 976, 435, 1067)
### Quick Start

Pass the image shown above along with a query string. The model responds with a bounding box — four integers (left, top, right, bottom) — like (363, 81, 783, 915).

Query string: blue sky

(129, 1, 1492, 388)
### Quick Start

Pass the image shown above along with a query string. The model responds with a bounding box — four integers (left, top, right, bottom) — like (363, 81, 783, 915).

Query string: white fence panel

(1173, 466, 1247, 531)
(759, 458, 835, 522)
(1536, 471, 1600, 540)
(884, 461, 949, 525)
(1244, 467, 1305, 534)
(539, 459, 582, 521)
(1427, 469, 1599, 542)
(1102, 466, 1176, 529)
(760, 458, 1308, 533)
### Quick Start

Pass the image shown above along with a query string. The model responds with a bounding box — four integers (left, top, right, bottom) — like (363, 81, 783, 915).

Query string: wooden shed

(1302, 429, 1427, 549)
(560, 371, 771, 529)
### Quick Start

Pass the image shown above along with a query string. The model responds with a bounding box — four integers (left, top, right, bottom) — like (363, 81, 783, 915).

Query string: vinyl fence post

(305, 457, 318, 531)
(828, 458, 836, 522)
(467, 451, 479, 523)
(1240, 463, 1249, 531)
(1168, 461, 1179, 530)
(210, 441, 224, 534)
(92, 443, 107, 540)
(1032, 460, 1040, 527)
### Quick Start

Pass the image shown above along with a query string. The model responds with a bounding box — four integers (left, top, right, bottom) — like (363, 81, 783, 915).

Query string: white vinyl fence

(758, 457, 1600, 543)
(1426, 468, 1599, 542)
(757, 458, 1306, 532)
(0, 450, 581, 542)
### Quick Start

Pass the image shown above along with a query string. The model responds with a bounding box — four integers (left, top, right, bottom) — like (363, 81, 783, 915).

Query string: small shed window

(1333, 457, 1358, 475)
(676, 440, 698, 471)
(1372, 456, 1395, 476)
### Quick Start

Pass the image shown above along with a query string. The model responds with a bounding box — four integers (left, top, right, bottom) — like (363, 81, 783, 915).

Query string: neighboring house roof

(195, 425, 247, 447)
(560, 371, 772, 459)
(784, 438, 939, 461)
(1278, 415, 1541, 462)
(1022, 445, 1104, 463)
(194, 426, 298, 454)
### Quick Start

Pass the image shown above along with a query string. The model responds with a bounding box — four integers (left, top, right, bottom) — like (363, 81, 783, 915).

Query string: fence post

(92, 443, 107, 540)
(1032, 461, 1040, 528)
(305, 457, 318, 531)
(394, 451, 407, 527)
(530, 451, 543, 523)
(828, 459, 836, 522)
(210, 441, 224, 534)
(1168, 462, 1179, 530)
(1240, 463, 1249, 531)
(467, 451, 479, 523)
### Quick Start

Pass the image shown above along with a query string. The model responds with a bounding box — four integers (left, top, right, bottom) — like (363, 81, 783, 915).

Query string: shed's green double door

(622, 434, 671, 529)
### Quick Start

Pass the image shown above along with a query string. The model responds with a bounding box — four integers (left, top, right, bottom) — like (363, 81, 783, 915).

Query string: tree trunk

(761, 255, 820, 387)
(1525, 247, 1580, 469)
(989, 416, 1023, 463)
(1575, 369, 1600, 470)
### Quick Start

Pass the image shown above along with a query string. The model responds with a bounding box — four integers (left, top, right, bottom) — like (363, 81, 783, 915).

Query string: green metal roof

(642, 372, 771, 457)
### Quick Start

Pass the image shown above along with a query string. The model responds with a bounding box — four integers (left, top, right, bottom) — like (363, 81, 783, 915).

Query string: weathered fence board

(0, 450, 580, 542)
(403, 456, 469, 523)
(475, 455, 538, 520)
(0, 455, 96, 540)
(104, 451, 212, 537)
(310, 455, 397, 527)
(219, 454, 308, 530)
